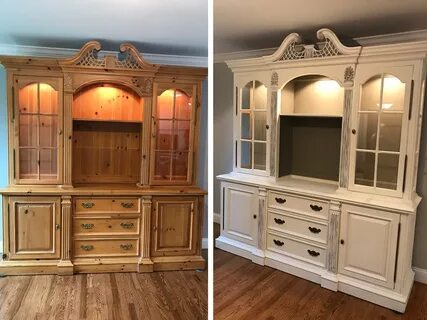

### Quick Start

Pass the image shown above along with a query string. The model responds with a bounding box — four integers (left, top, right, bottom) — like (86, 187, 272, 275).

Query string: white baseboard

(202, 238, 209, 249)
(414, 267, 427, 284)
(213, 212, 220, 224)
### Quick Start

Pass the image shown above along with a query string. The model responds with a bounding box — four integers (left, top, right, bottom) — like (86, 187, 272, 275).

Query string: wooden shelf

(73, 118, 143, 124)
(280, 113, 343, 118)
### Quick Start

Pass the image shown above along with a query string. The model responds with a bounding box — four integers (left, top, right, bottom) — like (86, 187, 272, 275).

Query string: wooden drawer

(75, 198, 140, 214)
(74, 239, 139, 258)
(267, 233, 326, 267)
(268, 211, 328, 244)
(73, 217, 140, 236)
(268, 191, 329, 220)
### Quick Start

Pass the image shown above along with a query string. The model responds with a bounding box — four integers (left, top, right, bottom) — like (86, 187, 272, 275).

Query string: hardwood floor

(214, 248, 427, 320)
(0, 253, 207, 320)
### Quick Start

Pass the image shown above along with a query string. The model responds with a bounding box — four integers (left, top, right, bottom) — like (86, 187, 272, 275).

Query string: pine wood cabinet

(151, 197, 200, 257)
(8, 197, 60, 260)
(217, 28, 427, 312)
(0, 41, 207, 275)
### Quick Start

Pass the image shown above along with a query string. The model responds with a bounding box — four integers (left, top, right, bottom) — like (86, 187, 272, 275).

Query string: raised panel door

(338, 204, 400, 288)
(9, 197, 60, 260)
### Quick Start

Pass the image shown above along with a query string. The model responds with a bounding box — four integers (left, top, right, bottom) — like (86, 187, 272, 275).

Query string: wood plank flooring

(0, 255, 207, 320)
(214, 248, 427, 320)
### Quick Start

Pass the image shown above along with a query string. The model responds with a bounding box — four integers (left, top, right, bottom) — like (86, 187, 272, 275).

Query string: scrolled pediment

(266, 28, 361, 62)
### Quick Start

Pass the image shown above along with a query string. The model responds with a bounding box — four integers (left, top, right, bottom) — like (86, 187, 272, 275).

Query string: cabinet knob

(275, 197, 286, 204)
(253, 214, 257, 219)
(273, 239, 284, 246)
(340, 239, 345, 245)
(56, 224, 60, 230)
(351, 129, 356, 135)
(274, 218, 285, 225)
(308, 226, 321, 234)
(265, 124, 270, 130)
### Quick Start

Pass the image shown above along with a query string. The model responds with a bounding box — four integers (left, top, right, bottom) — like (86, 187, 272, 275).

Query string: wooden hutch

(0, 41, 207, 275)
(216, 29, 427, 312)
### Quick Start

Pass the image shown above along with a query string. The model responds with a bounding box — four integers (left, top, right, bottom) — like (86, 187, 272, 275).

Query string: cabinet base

(0, 256, 206, 275)
(216, 235, 413, 313)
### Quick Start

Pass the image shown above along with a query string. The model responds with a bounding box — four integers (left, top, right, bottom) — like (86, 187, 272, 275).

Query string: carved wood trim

(327, 201, 341, 273)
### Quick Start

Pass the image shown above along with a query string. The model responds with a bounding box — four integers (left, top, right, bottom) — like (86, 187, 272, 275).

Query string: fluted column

(269, 72, 279, 177)
(138, 196, 154, 272)
(57, 196, 73, 275)
(327, 200, 341, 273)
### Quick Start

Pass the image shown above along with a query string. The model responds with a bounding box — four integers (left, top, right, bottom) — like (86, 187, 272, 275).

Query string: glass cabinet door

(151, 84, 196, 185)
(238, 80, 268, 172)
(15, 78, 62, 184)
(352, 69, 412, 195)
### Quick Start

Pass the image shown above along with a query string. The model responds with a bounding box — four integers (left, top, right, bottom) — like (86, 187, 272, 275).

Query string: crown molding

(215, 28, 427, 63)
(0, 43, 207, 68)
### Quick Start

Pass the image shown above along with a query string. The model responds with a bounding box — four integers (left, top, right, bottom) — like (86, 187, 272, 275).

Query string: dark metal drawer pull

(81, 223, 94, 229)
(120, 244, 133, 250)
(310, 204, 323, 212)
(308, 226, 321, 234)
(274, 218, 285, 225)
(120, 222, 134, 229)
(121, 202, 134, 208)
(81, 202, 95, 209)
(81, 245, 94, 251)
(307, 249, 320, 257)
(275, 197, 286, 204)
(273, 239, 284, 246)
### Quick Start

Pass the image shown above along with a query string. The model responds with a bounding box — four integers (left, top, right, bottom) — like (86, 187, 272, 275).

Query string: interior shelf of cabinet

(280, 113, 343, 118)
(73, 118, 143, 124)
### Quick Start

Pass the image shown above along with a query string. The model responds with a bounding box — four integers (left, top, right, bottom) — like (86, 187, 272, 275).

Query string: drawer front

(74, 239, 139, 257)
(73, 217, 140, 236)
(268, 191, 329, 220)
(75, 198, 140, 213)
(267, 233, 326, 267)
(268, 211, 328, 244)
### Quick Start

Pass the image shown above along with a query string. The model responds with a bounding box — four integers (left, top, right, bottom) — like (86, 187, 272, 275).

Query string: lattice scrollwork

(68, 41, 106, 67)
(269, 28, 361, 62)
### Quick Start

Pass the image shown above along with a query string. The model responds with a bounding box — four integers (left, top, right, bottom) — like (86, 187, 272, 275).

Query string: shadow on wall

(0, 66, 7, 243)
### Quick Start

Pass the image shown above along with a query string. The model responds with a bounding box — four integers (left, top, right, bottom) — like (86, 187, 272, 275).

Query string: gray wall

(213, 61, 427, 270)
(214, 63, 234, 214)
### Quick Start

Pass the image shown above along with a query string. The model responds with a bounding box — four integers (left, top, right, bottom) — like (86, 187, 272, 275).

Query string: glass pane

(154, 151, 171, 180)
(241, 113, 251, 139)
(357, 113, 378, 150)
(171, 151, 188, 181)
(39, 83, 58, 114)
(19, 83, 38, 114)
(355, 151, 375, 187)
(174, 90, 192, 120)
(19, 149, 38, 179)
(39, 116, 58, 148)
(40, 149, 57, 180)
(360, 76, 381, 111)
(378, 113, 402, 152)
(241, 82, 251, 110)
(19, 115, 38, 147)
(241, 141, 252, 169)
(382, 75, 405, 111)
(174, 120, 190, 151)
(156, 120, 173, 150)
(157, 89, 174, 119)
(254, 81, 267, 110)
(254, 111, 266, 141)
(377, 153, 399, 190)
(254, 142, 266, 171)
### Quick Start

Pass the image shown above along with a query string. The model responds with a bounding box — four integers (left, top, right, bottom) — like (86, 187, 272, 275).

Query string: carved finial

(271, 72, 279, 86)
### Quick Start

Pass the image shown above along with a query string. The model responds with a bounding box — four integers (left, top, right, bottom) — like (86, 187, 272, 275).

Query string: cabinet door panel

(9, 197, 60, 260)
(222, 182, 258, 246)
(151, 197, 199, 257)
(338, 205, 399, 288)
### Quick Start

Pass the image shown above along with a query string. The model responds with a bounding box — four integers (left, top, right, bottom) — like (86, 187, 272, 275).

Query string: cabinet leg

(138, 258, 154, 273)
(57, 260, 74, 275)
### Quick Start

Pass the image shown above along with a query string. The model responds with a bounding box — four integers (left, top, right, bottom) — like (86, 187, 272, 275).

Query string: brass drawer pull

(310, 204, 323, 212)
(81, 223, 94, 229)
(308, 226, 321, 234)
(81, 245, 94, 251)
(273, 239, 284, 246)
(307, 249, 320, 257)
(81, 202, 95, 209)
(121, 202, 134, 208)
(120, 222, 134, 229)
(274, 218, 285, 225)
(275, 197, 286, 204)
(120, 244, 133, 250)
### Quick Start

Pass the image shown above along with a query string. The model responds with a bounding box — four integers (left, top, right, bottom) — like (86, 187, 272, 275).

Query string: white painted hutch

(216, 29, 427, 312)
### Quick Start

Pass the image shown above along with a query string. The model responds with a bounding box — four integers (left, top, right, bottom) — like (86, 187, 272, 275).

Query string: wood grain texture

(214, 247, 427, 320)
(0, 260, 207, 320)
